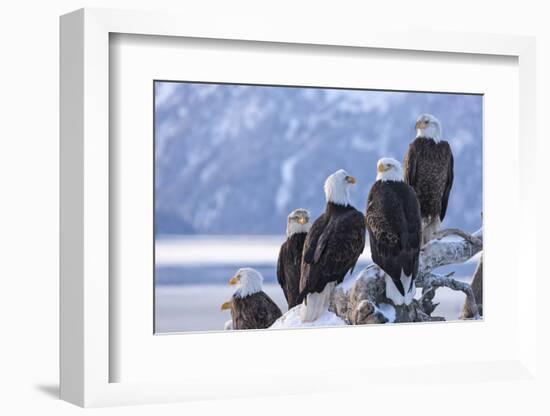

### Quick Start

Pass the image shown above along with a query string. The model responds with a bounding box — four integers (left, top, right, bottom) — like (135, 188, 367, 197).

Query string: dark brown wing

(302, 213, 328, 265)
(366, 181, 421, 295)
(276, 244, 289, 303)
(277, 233, 306, 309)
(403, 141, 417, 187)
(440, 143, 454, 221)
(403, 138, 454, 221)
(298, 208, 366, 302)
(232, 291, 282, 330)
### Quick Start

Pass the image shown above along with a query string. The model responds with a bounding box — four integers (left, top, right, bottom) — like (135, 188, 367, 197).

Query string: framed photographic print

(60, 7, 539, 408)
(153, 81, 483, 334)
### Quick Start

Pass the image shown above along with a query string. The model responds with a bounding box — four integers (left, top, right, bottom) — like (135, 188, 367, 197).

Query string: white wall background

(0, 1, 548, 414)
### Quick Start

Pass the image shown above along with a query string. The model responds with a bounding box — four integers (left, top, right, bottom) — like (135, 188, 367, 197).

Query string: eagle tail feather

(392, 277, 406, 297)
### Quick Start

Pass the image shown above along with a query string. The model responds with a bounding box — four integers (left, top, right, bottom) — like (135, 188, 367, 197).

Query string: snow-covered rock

(332, 264, 399, 325)
(377, 303, 396, 323)
(270, 305, 347, 329)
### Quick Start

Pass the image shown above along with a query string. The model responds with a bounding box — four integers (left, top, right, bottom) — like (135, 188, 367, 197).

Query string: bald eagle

(403, 114, 454, 244)
(297, 169, 366, 322)
(221, 268, 282, 330)
(277, 209, 311, 309)
(366, 158, 421, 305)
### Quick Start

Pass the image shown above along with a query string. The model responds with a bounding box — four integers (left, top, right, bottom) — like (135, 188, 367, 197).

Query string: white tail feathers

(385, 273, 416, 306)
(299, 282, 336, 322)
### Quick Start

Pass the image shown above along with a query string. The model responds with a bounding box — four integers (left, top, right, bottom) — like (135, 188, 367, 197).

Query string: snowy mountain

(155, 82, 483, 236)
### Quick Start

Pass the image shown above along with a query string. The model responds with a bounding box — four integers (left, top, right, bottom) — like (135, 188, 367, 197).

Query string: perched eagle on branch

(297, 169, 366, 322)
(221, 268, 282, 330)
(277, 208, 311, 309)
(403, 114, 454, 244)
(366, 158, 421, 306)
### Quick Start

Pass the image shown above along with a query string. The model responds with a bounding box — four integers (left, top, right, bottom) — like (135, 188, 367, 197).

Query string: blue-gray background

(155, 82, 483, 237)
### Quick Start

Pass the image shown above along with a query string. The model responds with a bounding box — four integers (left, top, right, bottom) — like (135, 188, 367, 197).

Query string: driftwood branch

(432, 228, 482, 246)
(330, 227, 483, 324)
(461, 255, 483, 318)
(423, 271, 480, 320)
(417, 227, 483, 285)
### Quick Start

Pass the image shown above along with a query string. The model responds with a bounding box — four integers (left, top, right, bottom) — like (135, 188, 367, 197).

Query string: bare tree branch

(432, 228, 482, 246)
(330, 227, 483, 324)
(423, 271, 480, 319)
(461, 254, 483, 319)
(417, 227, 483, 285)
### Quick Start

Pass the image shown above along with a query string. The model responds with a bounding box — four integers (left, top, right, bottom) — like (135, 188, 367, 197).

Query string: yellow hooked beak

(377, 164, 388, 173)
(345, 175, 356, 184)
(229, 275, 240, 285)
(221, 300, 233, 311)
(298, 217, 307, 225)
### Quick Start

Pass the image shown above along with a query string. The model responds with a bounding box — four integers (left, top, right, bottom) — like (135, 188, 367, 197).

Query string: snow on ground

(154, 236, 478, 333)
(337, 264, 381, 293)
(270, 305, 346, 329)
(155, 278, 472, 333)
(155, 283, 288, 333)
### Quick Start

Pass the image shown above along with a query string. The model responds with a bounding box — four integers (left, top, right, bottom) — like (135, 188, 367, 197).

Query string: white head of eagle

(229, 267, 263, 298)
(324, 169, 357, 206)
(286, 208, 311, 237)
(376, 158, 403, 182)
(415, 113, 442, 141)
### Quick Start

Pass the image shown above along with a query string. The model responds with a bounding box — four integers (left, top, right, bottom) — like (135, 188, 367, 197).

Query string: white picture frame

(60, 7, 538, 408)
